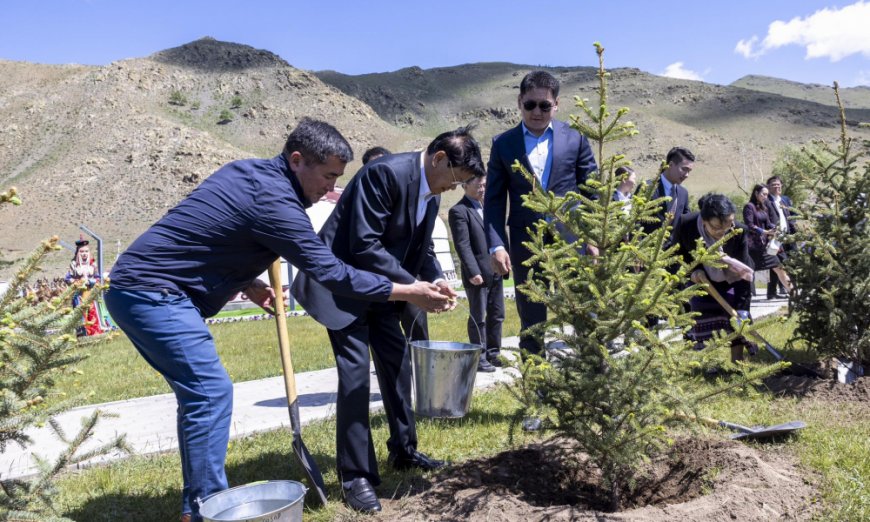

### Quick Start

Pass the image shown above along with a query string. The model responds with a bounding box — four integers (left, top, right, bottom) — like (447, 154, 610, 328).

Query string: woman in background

(742, 184, 793, 295)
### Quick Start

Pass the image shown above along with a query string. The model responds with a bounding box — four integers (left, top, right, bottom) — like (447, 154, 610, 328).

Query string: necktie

(668, 185, 678, 214)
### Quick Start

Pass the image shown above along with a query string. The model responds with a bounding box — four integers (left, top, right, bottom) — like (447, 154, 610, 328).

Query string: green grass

(53, 304, 522, 407)
(50, 311, 869, 521)
(55, 387, 535, 522)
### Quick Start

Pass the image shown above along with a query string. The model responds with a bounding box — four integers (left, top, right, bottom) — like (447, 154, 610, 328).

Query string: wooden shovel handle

(268, 260, 298, 406)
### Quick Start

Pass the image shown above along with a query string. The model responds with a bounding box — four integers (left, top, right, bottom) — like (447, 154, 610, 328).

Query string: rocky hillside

(317, 64, 870, 195)
(0, 38, 410, 277)
(3, 38, 870, 278)
(731, 75, 870, 109)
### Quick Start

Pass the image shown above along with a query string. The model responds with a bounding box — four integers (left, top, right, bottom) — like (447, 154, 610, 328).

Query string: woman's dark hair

(751, 183, 769, 209)
(698, 193, 736, 222)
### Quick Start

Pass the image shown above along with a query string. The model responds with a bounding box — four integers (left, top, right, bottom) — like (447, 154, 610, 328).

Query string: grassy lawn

(49, 312, 868, 521)
(53, 303, 522, 407)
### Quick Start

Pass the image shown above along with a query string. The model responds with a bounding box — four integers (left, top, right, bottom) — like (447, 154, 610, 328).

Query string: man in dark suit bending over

(291, 126, 486, 513)
(484, 70, 598, 355)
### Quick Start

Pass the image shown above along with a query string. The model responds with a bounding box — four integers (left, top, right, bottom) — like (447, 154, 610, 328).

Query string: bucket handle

(407, 292, 482, 349)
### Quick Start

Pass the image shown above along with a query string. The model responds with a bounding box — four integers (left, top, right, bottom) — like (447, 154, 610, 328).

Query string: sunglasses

(522, 99, 554, 112)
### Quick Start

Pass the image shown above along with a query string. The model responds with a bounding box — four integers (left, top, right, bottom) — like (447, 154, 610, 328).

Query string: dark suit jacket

(291, 152, 443, 330)
(483, 119, 597, 251)
(676, 212, 753, 310)
(638, 176, 690, 242)
(448, 196, 495, 286)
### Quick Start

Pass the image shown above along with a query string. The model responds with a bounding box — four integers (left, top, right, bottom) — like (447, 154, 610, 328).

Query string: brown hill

(316, 63, 870, 195)
(3, 39, 870, 278)
(731, 74, 870, 109)
(0, 38, 413, 277)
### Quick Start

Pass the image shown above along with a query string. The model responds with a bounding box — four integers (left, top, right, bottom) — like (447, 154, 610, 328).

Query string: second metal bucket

(410, 340, 481, 418)
(198, 480, 306, 522)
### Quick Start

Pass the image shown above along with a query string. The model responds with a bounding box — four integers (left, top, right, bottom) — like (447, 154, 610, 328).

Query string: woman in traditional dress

(64, 239, 104, 336)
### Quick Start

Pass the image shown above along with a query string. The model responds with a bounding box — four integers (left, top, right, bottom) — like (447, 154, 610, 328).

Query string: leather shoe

(488, 354, 504, 367)
(389, 450, 448, 472)
(477, 358, 496, 373)
(343, 477, 381, 513)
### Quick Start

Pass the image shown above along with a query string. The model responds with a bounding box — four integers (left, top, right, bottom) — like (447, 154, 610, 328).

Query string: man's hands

(390, 281, 453, 313)
(244, 278, 277, 315)
(491, 249, 511, 276)
(436, 280, 459, 312)
(469, 275, 484, 286)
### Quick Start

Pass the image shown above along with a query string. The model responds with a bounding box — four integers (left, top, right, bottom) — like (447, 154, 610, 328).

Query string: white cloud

(735, 1, 870, 61)
(660, 62, 704, 81)
(851, 70, 870, 86)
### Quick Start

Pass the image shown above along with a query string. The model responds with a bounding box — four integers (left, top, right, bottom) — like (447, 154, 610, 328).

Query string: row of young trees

(506, 44, 868, 510)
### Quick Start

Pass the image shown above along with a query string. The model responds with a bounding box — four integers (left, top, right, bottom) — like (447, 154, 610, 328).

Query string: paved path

(0, 295, 788, 480)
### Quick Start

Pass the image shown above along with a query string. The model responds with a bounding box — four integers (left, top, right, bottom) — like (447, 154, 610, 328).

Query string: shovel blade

(730, 421, 807, 440)
(292, 434, 328, 505)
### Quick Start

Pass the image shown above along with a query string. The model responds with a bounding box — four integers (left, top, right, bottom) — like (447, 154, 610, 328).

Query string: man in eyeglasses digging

(483, 70, 598, 356)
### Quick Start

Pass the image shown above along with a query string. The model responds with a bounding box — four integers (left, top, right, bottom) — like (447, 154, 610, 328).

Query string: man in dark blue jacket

(106, 118, 449, 522)
(484, 71, 598, 355)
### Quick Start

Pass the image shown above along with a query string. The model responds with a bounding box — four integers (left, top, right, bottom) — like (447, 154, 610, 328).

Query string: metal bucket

(410, 340, 481, 418)
(199, 480, 306, 522)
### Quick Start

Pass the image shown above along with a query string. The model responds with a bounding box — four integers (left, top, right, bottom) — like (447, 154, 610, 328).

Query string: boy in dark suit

(449, 176, 504, 372)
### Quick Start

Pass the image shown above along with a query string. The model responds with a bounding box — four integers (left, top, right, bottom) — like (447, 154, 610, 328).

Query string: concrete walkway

(0, 295, 788, 481)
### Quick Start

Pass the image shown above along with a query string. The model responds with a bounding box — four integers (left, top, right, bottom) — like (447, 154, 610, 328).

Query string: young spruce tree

(786, 83, 870, 373)
(1, 189, 129, 521)
(504, 44, 784, 510)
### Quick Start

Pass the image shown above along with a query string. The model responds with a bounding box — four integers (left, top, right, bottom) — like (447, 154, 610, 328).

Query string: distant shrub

(218, 109, 233, 124)
(230, 95, 243, 109)
(191, 100, 201, 110)
(168, 90, 187, 106)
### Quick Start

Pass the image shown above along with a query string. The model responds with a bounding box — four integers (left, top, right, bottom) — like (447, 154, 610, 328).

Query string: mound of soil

(763, 375, 869, 402)
(381, 437, 816, 521)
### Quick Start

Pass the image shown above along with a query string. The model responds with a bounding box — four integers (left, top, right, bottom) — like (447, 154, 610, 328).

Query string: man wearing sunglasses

(483, 70, 598, 355)
(291, 125, 485, 513)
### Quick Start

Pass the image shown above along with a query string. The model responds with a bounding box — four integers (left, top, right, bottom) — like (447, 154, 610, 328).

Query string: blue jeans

(105, 288, 232, 521)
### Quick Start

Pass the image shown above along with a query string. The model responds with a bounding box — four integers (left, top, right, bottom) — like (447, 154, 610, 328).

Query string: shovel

(268, 260, 328, 505)
(697, 273, 821, 377)
(693, 415, 807, 441)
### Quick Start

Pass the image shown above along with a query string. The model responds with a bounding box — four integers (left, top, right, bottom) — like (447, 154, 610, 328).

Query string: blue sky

(2, 0, 869, 87)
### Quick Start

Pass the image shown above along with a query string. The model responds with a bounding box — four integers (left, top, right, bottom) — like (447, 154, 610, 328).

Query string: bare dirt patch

(763, 374, 869, 402)
(380, 436, 817, 521)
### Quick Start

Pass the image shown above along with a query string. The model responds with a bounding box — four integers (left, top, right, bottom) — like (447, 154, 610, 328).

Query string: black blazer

(639, 176, 690, 240)
(291, 152, 443, 330)
(483, 119, 597, 251)
(448, 196, 495, 286)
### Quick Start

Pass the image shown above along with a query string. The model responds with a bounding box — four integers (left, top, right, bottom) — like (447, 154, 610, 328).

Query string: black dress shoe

(488, 354, 504, 367)
(477, 358, 496, 373)
(343, 477, 381, 513)
(389, 450, 448, 471)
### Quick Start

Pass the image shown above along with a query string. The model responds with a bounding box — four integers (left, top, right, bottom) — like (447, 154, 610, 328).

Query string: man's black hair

(666, 146, 695, 165)
(519, 71, 560, 98)
(426, 124, 486, 179)
(362, 146, 391, 165)
(283, 117, 353, 165)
